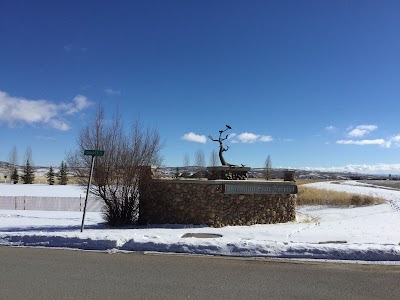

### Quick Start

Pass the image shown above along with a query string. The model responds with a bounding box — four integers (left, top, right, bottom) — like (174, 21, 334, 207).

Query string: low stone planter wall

(139, 176, 297, 227)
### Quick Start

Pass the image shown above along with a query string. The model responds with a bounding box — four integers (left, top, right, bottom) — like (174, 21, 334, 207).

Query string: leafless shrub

(67, 105, 162, 226)
(209, 150, 218, 167)
(195, 149, 206, 177)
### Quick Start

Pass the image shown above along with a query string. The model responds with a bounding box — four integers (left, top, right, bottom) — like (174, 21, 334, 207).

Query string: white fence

(0, 196, 103, 212)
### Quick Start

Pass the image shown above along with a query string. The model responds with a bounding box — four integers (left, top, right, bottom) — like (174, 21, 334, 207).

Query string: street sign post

(83, 150, 104, 156)
(81, 149, 105, 232)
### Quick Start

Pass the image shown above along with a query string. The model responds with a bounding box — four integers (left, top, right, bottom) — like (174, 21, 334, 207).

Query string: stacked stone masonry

(139, 177, 297, 227)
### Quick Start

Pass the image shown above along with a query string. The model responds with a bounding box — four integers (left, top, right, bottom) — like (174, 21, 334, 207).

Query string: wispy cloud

(64, 95, 91, 115)
(336, 139, 385, 145)
(325, 125, 336, 131)
(64, 44, 88, 53)
(0, 90, 92, 131)
(259, 135, 273, 142)
(348, 125, 377, 137)
(181, 132, 207, 144)
(302, 164, 400, 175)
(63, 44, 72, 52)
(383, 134, 400, 148)
(335, 124, 400, 148)
(233, 132, 273, 143)
(104, 88, 121, 96)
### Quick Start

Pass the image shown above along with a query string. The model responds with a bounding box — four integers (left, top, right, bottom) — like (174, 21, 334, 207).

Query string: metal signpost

(80, 149, 104, 232)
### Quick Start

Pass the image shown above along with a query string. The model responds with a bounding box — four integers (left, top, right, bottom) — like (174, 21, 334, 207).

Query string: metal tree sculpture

(208, 125, 232, 166)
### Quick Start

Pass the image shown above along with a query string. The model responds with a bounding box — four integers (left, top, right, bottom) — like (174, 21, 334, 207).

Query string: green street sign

(84, 150, 105, 156)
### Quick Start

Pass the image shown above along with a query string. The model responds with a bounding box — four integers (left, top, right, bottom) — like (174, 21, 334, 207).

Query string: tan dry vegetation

(297, 186, 386, 207)
(33, 176, 79, 185)
(33, 176, 47, 184)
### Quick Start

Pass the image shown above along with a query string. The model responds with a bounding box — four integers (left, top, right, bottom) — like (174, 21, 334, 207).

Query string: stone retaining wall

(139, 172, 296, 227)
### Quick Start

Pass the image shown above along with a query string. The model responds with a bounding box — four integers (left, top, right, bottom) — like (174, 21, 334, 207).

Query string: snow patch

(1, 181, 400, 262)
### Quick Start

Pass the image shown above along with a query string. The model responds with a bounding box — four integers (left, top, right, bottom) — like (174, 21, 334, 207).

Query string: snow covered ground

(0, 183, 85, 197)
(1, 181, 400, 263)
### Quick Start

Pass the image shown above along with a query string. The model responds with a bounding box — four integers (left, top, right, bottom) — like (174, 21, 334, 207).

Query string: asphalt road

(1, 246, 400, 300)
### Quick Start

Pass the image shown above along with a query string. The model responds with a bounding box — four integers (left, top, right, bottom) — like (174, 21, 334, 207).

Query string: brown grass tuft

(297, 186, 386, 207)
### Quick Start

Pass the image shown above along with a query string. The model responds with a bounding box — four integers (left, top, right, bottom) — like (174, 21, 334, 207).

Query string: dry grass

(297, 186, 386, 207)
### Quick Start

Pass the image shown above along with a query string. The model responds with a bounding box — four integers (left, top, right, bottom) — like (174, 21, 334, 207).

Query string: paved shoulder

(1, 247, 400, 300)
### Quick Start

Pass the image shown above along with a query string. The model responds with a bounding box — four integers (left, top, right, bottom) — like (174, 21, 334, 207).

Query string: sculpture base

(283, 170, 296, 182)
(207, 166, 250, 180)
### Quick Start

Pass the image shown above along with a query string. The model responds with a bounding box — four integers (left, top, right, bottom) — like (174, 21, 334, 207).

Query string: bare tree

(195, 149, 206, 177)
(183, 153, 190, 168)
(8, 146, 19, 166)
(195, 149, 205, 168)
(8, 146, 19, 184)
(182, 153, 190, 177)
(24, 146, 34, 166)
(67, 105, 162, 226)
(265, 155, 272, 180)
(209, 150, 218, 167)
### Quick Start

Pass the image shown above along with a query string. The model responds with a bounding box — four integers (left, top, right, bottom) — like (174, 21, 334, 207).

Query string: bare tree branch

(67, 104, 162, 226)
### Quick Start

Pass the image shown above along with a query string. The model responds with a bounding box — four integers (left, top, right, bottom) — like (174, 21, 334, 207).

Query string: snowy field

(0, 183, 85, 197)
(1, 181, 400, 263)
(0, 183, 102, 211)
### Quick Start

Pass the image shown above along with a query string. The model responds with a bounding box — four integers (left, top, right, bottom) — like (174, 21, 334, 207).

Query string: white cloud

(237, 132, 259, 143)
(181, 132, 207, 144)
(383, 134, 400, 148)
(348, 125, 378, 137)
(104, 88, 121, 96)
(336, 139, 385, 145)
(0, 90, 92, 131)
(336, 133, 400, 148)
(74, 95, 91, 110)
(64, 95, 91, 115)
(227, 133, 237, 140)
(49, 119, 71, 131)
(234, 132, 273, 143)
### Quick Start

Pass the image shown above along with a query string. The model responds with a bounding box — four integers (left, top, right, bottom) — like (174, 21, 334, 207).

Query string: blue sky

(1, 0, 400, 174)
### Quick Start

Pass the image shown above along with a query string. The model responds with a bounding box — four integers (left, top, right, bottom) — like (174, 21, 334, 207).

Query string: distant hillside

(0, 161, 11, 169)
(1, 160, 396, 181)
(0, 161, 49, 169)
